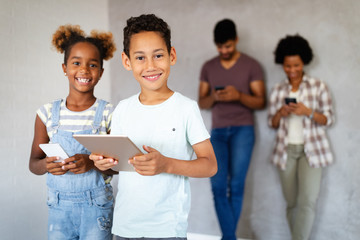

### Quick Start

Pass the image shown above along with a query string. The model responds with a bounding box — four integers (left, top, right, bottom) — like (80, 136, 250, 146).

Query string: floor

(187, 233, 251, 240)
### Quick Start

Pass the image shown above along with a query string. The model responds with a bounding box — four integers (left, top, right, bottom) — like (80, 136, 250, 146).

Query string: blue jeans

(47, 185, 114, 240)
(210, 126, 255, 240)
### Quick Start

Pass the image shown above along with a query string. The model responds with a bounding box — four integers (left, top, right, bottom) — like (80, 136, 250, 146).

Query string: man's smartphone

(285, 97, 297, 105)
(215, 86, 225, 91)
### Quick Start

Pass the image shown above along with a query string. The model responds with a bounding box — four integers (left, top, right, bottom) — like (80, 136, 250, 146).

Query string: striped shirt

(268, 75, 335, 169)
(37, 98, 114, 139)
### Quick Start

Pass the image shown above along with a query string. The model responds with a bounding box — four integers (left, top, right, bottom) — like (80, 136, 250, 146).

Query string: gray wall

(108, 0, 360, 239)
(0, 0, 111, 239)
(1, 0, 360, 239)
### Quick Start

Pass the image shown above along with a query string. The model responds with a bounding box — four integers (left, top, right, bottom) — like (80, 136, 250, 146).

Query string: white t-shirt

(288, 91, 304, 144)
(111, 92, 210, 238)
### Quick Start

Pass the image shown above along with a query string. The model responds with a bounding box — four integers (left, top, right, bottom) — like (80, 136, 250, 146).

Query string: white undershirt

(287, 91, 304, 144)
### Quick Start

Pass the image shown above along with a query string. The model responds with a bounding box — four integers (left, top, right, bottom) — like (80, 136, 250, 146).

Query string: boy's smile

(122, 31, 176, 98)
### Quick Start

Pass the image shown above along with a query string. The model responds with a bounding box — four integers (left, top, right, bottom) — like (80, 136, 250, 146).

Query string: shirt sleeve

(36, 103, 51, 125)
(105, 103, 115, 132)
(186, 101, 210, 145)
(318, 81, 335, 127)
(267, 84, 281, 128)
(250, 59, 264, 82)
(199, 62, 209, 83)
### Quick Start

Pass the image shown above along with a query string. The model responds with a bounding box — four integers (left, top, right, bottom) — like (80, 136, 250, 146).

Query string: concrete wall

(0, 0, 110, 239)
(1, 0, 360, 239)
(108, 0, 360, 239)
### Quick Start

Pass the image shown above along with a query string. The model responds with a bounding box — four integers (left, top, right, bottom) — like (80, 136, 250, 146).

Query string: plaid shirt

(268, 74, 335, 170)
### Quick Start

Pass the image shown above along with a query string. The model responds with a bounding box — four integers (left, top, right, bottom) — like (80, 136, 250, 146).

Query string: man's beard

(220, 50, 235, 61)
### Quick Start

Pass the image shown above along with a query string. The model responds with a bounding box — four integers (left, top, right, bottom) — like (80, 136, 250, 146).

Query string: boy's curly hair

(274, 34, 313, 65)
(123, 14, 171, 57)
(52, 24, 116, 67)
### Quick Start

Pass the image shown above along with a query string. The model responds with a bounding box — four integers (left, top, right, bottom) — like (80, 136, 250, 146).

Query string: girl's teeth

(78, 78, 90, 83)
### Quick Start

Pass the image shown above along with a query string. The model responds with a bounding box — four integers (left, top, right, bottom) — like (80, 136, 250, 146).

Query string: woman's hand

(288, 102, 311, 116)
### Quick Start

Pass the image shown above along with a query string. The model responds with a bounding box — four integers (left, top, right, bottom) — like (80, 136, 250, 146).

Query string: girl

(29, 25, 116, 239)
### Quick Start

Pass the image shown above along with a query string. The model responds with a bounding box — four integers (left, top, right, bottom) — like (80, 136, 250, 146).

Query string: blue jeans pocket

(92, 189, 114, 210)
(47, 191, 58, 208)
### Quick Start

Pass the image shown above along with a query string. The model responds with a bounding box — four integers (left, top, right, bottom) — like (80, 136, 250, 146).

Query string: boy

(90, 14, 217, 239)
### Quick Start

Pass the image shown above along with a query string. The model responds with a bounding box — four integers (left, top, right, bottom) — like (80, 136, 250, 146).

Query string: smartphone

(285, 97, 297, 105)
(39, 143, 69, 162)
(215, 86, 225, 91)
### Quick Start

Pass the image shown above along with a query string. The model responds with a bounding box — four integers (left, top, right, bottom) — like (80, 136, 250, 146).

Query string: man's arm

(239, 80, 266, 109)
(198, 81, 215, 109)
(215, 80, 266, 110)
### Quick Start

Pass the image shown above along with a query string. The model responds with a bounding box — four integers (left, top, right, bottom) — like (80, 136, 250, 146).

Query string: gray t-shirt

(200, 53, 263, 129)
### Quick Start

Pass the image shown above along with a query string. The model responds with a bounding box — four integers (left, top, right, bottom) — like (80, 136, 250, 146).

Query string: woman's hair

(123, 14, 171, 57)
(214, 19, 237, 44)
(52, 24, 116, 68)
(274, 34, 313, 65)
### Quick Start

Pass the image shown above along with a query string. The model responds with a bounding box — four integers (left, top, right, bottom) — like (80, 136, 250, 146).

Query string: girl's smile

(62, 42, 103, 94)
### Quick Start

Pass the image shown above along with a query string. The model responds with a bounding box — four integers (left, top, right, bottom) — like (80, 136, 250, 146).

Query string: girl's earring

(64, 73, 67, 76)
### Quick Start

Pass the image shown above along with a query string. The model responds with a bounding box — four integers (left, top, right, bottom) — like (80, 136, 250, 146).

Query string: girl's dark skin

(29, 42, 116, 176)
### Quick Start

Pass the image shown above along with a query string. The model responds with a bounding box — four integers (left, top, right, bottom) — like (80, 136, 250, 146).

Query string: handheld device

(73, 135, 142, 172)
(39, 143, 69, 162)
(215, 86, 225, 91)
(285, 97, 297, 105)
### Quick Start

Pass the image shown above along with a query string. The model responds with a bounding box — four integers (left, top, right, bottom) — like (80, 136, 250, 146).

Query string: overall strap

(92, 99, 107, 133)
(51, 99, 62, 128)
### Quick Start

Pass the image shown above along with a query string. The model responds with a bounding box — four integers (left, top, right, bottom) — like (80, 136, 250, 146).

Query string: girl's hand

(288, 102, 311, 116)
(46, 156, 67, 175)
(61, 154, 94, 174)
(128, 145, 169, 176)
(89, 153, 118, 171)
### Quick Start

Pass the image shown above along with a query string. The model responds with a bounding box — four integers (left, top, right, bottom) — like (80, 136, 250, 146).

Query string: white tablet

(73, 134, 142, 172)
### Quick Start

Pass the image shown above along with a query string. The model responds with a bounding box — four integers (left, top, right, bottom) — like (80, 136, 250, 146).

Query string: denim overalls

(46, 99, 113, 240)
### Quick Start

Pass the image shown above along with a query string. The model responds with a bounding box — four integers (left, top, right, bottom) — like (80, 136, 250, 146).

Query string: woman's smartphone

(215, 86, 225, 91)
(285, 97, 297, 105)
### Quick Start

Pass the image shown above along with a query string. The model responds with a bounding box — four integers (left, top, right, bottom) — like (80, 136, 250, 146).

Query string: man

(198, 19, 266, 240)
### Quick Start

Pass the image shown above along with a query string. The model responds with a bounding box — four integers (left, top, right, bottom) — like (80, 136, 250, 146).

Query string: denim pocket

(46, 191, 58, 208)
(92, 188, 114, 209)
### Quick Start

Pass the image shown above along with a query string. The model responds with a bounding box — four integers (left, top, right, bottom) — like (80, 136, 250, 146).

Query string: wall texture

(0, 0, 110, 239)
(108, 0, 360, 239)
(1, 0, 360, 240)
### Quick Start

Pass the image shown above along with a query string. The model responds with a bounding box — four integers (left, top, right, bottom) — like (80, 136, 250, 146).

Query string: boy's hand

(89, 153, 118, 171)
(46, 156, 67, 175)
(129, 145, 169, 176)
(61, 154, 94, 174)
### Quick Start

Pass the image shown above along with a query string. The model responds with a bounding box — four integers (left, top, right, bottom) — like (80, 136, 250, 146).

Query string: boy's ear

(121, 52, 132, 71)
(170, 47, 177, 66)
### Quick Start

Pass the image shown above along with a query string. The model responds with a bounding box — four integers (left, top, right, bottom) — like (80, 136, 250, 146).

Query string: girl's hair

(274, 34, 313, 65)
(123, 14, 171, 57)
(52, 25, 116, 68)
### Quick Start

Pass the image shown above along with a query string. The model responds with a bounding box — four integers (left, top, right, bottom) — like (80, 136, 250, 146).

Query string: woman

(268, 34, 334, 240)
